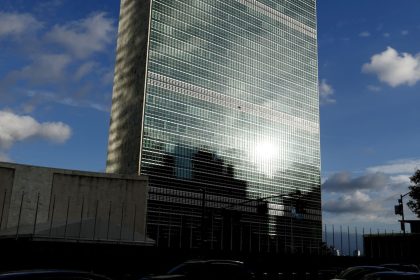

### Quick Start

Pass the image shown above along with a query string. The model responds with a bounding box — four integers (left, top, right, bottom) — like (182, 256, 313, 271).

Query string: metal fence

(4, 188, 407, 258)
(145, 184, 323, 254)
(322, 224, 405, 256)
(0, 186, 324, 254)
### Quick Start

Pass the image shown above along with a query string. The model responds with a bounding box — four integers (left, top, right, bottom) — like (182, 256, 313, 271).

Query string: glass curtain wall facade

(107, 0, 321, 253)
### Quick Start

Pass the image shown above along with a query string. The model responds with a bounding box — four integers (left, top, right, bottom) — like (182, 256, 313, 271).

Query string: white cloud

(23, 89, 110, 112)
(35, 0, 64, 12)
(102, 69, 114, 85)
(0, 12, 42, 37)
(323, 191, 383, 214)
(0, 152, 10, 162)
(367, 158, 420, 174)
(17, 54, 71, 84)
(322, 159, 420, 226)
(0, 11, 116, 114)
(359, 31, 370, 37)
(38, 122, 72, 143)
(362, 47, 420, 87)
(319, 79, 336, 105)
(401, 30, 409, 36)
(389, 174, 411, 185)
(322, 171, 388, 193)
(74, 62, 97, 80)
(383, 33, 390, 38)
(367, 85, 381, 92)
(46, 12, 115, 58)
(0, 110, 71, 150)
(322, 176, 406, 225)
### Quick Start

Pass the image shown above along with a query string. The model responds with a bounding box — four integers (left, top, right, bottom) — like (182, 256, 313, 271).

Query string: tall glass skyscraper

(107, 0, 321, 253)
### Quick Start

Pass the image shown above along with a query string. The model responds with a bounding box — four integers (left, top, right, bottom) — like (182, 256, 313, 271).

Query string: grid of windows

(140, 0, 321, 250)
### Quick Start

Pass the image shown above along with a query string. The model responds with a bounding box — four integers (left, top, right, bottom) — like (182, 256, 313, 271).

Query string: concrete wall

(0, 167, 14, 229)
(0, 162, 149, 242)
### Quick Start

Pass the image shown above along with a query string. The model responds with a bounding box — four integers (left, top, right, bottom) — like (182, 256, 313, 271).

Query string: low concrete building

(0, 162, 150, 243)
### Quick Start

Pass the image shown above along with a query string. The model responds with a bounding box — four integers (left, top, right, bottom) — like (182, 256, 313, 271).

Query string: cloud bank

(0, 11, 116, 113)
(366, 159, 420, 174)
(323, 172, 388, 193)
(323, 190, 383, 214)
(322, 158, 419, 226)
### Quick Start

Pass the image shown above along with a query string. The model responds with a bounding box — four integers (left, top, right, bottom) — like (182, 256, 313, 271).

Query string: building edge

(106, 0, 151, 175)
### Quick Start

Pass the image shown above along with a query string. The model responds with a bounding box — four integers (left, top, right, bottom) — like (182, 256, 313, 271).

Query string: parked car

(361, 271, 420, 280)
(141, 260, 254, 280)
(332, 266, 393, 280)
(0, 270, 112, 280)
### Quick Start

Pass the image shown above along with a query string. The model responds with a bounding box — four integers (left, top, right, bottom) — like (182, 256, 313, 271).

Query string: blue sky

(318, 0, 420, 230)
(1, 0, 419, 230)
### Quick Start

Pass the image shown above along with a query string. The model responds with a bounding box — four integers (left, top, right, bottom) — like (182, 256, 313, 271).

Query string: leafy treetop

(408, 169, 420, 218)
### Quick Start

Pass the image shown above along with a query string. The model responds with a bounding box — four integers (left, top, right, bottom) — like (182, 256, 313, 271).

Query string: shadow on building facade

(142, 145, 324, 254)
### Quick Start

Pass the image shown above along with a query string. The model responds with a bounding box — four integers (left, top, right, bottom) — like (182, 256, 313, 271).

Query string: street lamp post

(197, 187, 206, 247)
(395, 192, 410, 234)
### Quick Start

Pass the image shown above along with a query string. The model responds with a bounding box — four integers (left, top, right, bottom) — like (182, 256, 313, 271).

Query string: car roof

(368, 271, 420, 276)
(0, 270, 111, 280)
(183, 260, 244, 265)
(380, 264, 420, 272)
(340, 266, 391, 272)
(364, 271, 420, 279)
(351, 266, 391, 269)
(337, 266, 392, 279)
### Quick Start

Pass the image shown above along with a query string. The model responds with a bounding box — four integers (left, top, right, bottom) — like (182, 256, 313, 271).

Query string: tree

(407, 169, 420, 218)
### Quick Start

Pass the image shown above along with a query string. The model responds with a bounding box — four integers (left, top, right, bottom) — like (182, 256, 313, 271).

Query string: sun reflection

(254, 142, 278, 160)
(250, 140, 281, 177)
